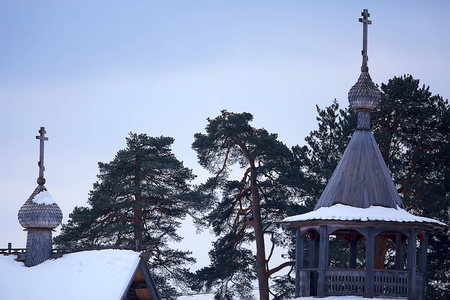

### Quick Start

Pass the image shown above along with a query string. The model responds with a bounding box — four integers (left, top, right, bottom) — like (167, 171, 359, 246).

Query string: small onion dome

(348, 71, 381, 112)
(18, 185, 63, 229)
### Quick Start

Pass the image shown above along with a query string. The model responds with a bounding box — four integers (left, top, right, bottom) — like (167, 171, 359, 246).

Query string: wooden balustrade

(298, 268, 422, 298)
(326, 269, 365, 296)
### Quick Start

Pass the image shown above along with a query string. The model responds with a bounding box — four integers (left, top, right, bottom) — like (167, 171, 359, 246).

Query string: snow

(291, 297, 404, 300)
(282, 204, 445, 226)
(179, 291, 260, 300)
(0, 249, 141, 300)
(179, 293, 405, 300)
(32, 190, 56, 205)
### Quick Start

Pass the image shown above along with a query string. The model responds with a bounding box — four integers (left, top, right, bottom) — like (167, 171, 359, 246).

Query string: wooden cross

(359, 9, 372, 72)
(36, 127, 48, 185)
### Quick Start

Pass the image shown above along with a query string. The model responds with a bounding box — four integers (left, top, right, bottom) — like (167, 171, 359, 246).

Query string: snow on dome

(0, 250, 141, 300)
(32, 190, 56, 205)
(282, 204, 445, 226)
(18, 186, 63, 229)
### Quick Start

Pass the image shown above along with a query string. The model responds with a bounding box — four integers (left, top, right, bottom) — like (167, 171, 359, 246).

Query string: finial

(359, 9, 372, 72)
(36, 127, 48, 185)
(348, 9, 381, 129)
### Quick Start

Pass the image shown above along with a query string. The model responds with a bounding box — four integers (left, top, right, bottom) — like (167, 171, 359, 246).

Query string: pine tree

(192, 111, 306, 300)
(373, 75, 450, 299)
(291, 100, 356, 208)
(54, 133, 198, 299)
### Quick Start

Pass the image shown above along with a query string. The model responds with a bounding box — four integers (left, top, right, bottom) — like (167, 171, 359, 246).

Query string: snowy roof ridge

(282, 204, 445, 226)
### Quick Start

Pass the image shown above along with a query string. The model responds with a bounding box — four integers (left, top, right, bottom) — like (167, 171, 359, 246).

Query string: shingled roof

(313, 129, 404, 209)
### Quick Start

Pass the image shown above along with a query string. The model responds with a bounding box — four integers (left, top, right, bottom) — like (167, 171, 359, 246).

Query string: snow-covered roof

(282, 204, 445, 226)
(0, 249, 141, 300)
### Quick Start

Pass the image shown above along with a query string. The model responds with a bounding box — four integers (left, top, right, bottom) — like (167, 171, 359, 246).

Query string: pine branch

(268, 261, 295, 277)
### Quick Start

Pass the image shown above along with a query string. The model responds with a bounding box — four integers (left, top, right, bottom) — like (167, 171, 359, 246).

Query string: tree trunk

(374, 236, 389, 269)
(133, 199, 143, 247)
(133, 169, 143, 247)
(250, 164, 269, 300)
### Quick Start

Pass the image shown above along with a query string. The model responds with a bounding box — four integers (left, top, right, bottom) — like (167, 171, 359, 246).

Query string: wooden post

(349, 233, 357, 269)
(309, 231, 319, 296)
(295, 228, 304, 297)
(395, 233, 405, 270)
(365, 227, 375, 298)
(419, 232, 428, 300)
(407, 228, 418, 300)
(317, 226, 328, 297)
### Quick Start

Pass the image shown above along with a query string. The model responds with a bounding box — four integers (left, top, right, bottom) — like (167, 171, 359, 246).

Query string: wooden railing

(373, 269, 409, 297)
(298, 268, 422, 299)
(326, 269, 365, 296)
(297, 269, 318, 297)
(0, 243, 25, 255)
(1, 243, 153, 262)
(0, 243, 152, 255)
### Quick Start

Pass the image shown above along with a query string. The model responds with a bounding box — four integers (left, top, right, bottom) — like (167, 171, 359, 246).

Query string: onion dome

(348, 71, 381, 113)
(17, 127, 63, 230)
(18, 185, 63, 229)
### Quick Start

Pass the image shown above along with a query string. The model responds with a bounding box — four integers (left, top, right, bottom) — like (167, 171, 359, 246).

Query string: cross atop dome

(359, 8, 372, 72)
(36, 127, 48, 185)
(348, 9, 381, 129)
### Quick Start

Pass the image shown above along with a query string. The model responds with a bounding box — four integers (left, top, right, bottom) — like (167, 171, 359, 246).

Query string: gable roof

(314, 129, 404, 210)
(0, 249, 160, 300)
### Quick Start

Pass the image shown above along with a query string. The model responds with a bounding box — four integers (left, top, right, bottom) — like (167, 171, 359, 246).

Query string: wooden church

(281, 9, 445, 300)
(0, 127, 161, 300)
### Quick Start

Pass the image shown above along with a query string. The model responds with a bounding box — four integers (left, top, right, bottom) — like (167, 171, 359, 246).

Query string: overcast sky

(1, 1, 449, 269)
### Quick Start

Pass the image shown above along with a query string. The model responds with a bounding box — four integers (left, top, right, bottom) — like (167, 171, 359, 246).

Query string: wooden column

(295, 228, 304, 297)
(365, 227, 375, 298)
(395, 233, 405, 270)
(317, 226, 328, 297)
(407, 228, 418, 300)
(349, 233, 357, 269)
(418, 232, 428, 300)
(309, 231, 319, 296)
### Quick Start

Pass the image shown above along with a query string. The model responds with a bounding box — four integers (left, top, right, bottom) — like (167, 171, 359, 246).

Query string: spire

(348, 9, 381, 130)
(18, 127, 63, 267)
(314, 10, 403, 210)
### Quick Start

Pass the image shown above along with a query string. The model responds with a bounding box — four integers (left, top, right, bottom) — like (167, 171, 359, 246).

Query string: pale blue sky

(1, 1, 449, 268)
